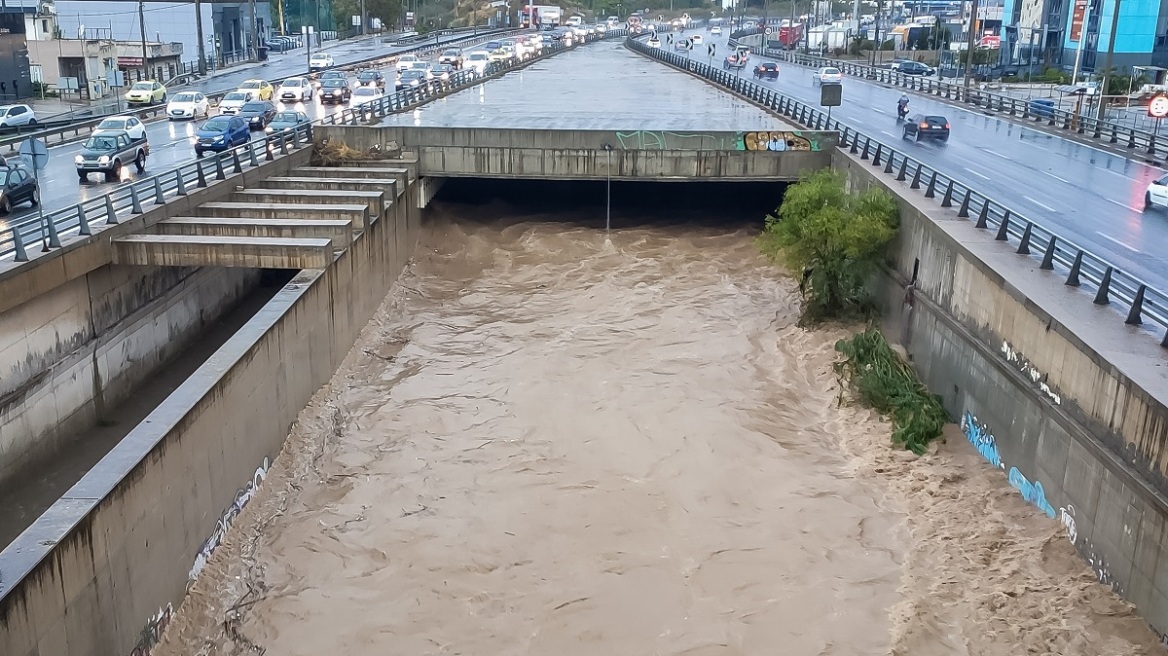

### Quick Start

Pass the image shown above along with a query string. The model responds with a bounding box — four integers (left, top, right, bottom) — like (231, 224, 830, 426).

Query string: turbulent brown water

(157, 193, 1163, 656)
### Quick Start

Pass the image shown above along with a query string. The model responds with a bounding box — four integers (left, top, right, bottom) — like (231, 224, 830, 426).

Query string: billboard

(1069, 0, 1088, 42)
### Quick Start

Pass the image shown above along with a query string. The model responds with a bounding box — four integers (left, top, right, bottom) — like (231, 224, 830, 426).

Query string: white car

(813, 66, 843, 85)
(710, 25, 723, 35)
(409, 60, 434, 79)
(350, 86, 383, 106)
(396, 54, 420, 72)
(218, 91, 253, 114)
(690, 34, 703, 44)
(165, 92, 209, 120)
(647, 37, 661, 48)
(95, 115, 147, 139)
(277, 77, 314, 102)
(465, 51, 490, 74)
(309, 53, 334, 71)
(0, 104, 36, 128)
(1145, 174, 1168, 209)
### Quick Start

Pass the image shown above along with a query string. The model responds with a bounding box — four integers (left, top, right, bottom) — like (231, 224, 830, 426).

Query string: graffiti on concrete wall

(1001, 340, 1062, 406)
(129, 603, 172, 656)
(960, 411, 1003, 469)
(188, 457, 271, 583)
(737, 131, 821, 152)
(1007, 467, 1056, 518)
(613, 131, 732, 150)
(1059, 504, 1079, 544)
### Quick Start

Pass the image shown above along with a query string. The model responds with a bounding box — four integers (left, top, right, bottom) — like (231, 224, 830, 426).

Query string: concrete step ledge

(259, 176, 397, 198)
(195, 202, 371, 228)
(230, 189, 386, 220)
(112, 234, 333, 269)
(157, 216, 354, 247)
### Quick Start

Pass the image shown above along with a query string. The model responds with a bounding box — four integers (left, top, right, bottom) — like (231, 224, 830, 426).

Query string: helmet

(900, 93, 909, 102)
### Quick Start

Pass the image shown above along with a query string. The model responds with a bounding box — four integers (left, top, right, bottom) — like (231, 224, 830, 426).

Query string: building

(1002, 0, 1168, 73)
(0, 5, 34, 102)
(26, 35, 117, 99)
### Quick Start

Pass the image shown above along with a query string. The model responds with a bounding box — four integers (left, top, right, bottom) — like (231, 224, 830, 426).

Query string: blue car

(192, 115, 249, 157)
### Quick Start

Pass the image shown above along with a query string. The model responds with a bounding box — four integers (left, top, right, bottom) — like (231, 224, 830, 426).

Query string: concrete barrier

(834, 146, 1168, 638)
(0, 162, 424, 656)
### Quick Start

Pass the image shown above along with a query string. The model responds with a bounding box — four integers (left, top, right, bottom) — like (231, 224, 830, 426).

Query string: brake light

(945, 123, 951, 129)
(920, 122, 929, 129)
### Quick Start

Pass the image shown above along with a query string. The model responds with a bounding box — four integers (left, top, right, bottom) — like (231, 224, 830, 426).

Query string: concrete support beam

(157, 217, 354, 247)
(195, 202, 370, 229)
(290, 167, 410, 195)
(230, 189, 386, 220)
(259, 177, 397, 199)
(112, 235, 333, 269)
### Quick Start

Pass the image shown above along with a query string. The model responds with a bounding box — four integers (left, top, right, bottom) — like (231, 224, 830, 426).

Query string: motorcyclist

(897, 94, 910, 118)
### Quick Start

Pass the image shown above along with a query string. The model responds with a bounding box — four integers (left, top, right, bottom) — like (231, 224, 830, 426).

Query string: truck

(519, 4, 562, 28)
(75, 129, 149, 182)
(769, 22, 803, 49)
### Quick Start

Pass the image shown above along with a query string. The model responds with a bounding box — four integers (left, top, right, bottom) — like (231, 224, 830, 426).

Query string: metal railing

(628, 34, 1168, 347)
(727, 30, 1168, 160)
(0, 30, 624, 264)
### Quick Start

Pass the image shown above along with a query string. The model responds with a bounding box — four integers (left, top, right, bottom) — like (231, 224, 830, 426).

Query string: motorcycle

(897, 103, 909, 121)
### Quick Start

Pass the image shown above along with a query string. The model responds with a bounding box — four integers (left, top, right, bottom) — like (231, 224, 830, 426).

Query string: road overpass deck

(378, 41, 794, 131)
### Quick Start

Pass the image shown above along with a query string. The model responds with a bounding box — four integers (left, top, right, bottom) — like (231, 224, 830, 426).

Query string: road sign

(708, 44, 715, 56)
(19, 138, 47, 171)
(764, 26, 774, 35)
(1150, 94, 1168, 118)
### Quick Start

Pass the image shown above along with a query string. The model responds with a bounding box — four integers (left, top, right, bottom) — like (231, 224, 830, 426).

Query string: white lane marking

(1096, 231, 1142, 254)
(1105, 197, 1143, 213)
(1042, 170, 1071, 184)
(872, 108, 886, 114)
(882, 130, 898, 138)
(982, 149, 1010, 160)
(1023, 195, 1057, 212)
(964, 167, 991, 180)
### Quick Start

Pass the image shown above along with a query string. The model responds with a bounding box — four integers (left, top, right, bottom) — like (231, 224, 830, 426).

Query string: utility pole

(195, 0, 206, 75)
(138, 0, 149, 80)
(250, 0, 259, 60)
(360, 0, 367, 34)
(963, 0, 979, 89)
(1096, 0, 1122, 120)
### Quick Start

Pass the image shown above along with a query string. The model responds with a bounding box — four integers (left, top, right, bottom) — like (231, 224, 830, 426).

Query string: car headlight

(74, 155, 83, 164)
(190, 136, 198, 144)
(97, 155, 110, 165)
(213, 135, 225, 142)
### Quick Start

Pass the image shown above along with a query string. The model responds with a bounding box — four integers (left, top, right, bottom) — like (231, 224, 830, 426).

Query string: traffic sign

(19, 137, 47, 171)
(764, 26, 774, 35)
(708, 44, 715, 56)
(1150, 94, 1168, 118)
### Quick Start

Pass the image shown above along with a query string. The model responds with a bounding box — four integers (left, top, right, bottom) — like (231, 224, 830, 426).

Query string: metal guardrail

(0, 30, 624, 264)
(0, 27, 524, 154)
(629, 32, 1168, 347)
(728, 29, 1168, 160)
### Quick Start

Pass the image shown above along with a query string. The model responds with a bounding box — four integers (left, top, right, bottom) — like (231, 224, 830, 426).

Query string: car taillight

(944, 123, 951, 129)
(920, 122, 929, 129)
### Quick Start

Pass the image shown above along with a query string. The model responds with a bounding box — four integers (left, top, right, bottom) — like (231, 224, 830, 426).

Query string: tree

(757, 169, 899, 323)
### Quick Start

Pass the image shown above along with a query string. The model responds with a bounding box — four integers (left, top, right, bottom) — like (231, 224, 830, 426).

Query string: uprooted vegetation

(311, 139, 401, 166)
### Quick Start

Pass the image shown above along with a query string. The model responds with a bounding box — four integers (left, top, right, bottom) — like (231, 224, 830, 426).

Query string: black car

(237, 101, 277, 130)
(319, 79, 351, 104)
(895, 60, 935, 76)
(753, 62, 779, 80)
(0, 163, 38, 214)
(903, 114, 950, 143)
(355, 70, 385, 90)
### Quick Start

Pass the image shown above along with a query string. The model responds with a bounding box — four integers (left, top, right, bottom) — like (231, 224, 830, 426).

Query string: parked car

(266, 110, 310, 134)
(0, 163, 38, 214)
(355, 70, 386, 89)
(237, 79, 274, 100)
(218, 91, 254, 114)
(237, 101, 278, 130)
(124, 80, 167, 105)
(94, 115, 147, 140)
(439, 48, 464, 68)
(902, 113, 950, 143)
(166, 91, 210, 119)
(277, 77, 314, 103)
(75, 129, 149, 182)
(319, 79, 352, 104)
(0, 104, 36, 128)
(812, 66, 843, 85)
(192, 115, 249, 157)
(309, 52, 335, 71)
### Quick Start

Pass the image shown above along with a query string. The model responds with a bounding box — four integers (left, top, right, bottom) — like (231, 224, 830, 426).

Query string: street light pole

(963, 0, 979, 89)
(138, 0, 149, 80)
(1096, 0, 1123, 121)
(195, 0, 206, 75)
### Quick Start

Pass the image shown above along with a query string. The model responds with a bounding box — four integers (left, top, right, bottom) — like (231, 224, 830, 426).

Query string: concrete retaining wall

(833, 147, 1168, 637)
(0, 162, 422, 656)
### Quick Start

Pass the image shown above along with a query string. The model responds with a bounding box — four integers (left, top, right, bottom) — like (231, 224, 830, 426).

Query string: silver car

(813, 66, 843, 86)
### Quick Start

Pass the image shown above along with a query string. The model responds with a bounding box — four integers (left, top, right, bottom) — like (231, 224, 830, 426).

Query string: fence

(626, 32, 1168, 347)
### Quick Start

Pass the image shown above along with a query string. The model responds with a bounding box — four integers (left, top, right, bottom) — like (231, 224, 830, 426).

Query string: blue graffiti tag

(960, 411, 1003, 468)
(1008, 467, 1057, 518)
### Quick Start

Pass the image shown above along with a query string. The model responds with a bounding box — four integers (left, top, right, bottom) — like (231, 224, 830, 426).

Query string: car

(309, 52, 334, 71)
(350, 86, 383, 107)
(0, 104, 36, 128)
(316, 70, 347, 88)
(439, 48, 464, 68)
(399, 70, 429, 89)
(396, 53, 420, 72)
(277, 77, 314, 102)
(75, 129, 149, 181)
(166, 91, 209, 119)
(0, 163, 38, 214)
(691, 34, 703, 44)
(355, 70, 385, 90)
(266, 110, 310, 134)
(812, 66, 843, 85)
(431, 63, 455, 82)
(409, 61, 435, 79)
(1145, 173, 1168, 209)
(319, 79, 351, 103)
(124, 80, 166, 106)
(237, 100, 277, 130)
(218, 91, 253, 114)
(710, 25, 722, 34)
(237, 79, 274, 101)
(753, 62, 779, 79)
(94, 115, 147, 140)
(893, 60, 934, 76)
(903, 114, 950, 143)
(674, 40, 688, 51)
(647, 37, 661, 48)
(487, 44, 510, 62)
(192, 115, 249, 157)
(465, 50, 491, 74)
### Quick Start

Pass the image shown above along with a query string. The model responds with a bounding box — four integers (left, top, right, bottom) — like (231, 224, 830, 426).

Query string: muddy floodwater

(158, 189, 1163, 656)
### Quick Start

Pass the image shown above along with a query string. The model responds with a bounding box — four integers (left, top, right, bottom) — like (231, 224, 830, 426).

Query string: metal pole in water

(604, 144, 613, 232)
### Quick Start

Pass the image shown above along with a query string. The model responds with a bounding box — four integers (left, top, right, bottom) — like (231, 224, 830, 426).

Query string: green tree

(757, 169, 899, 323)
